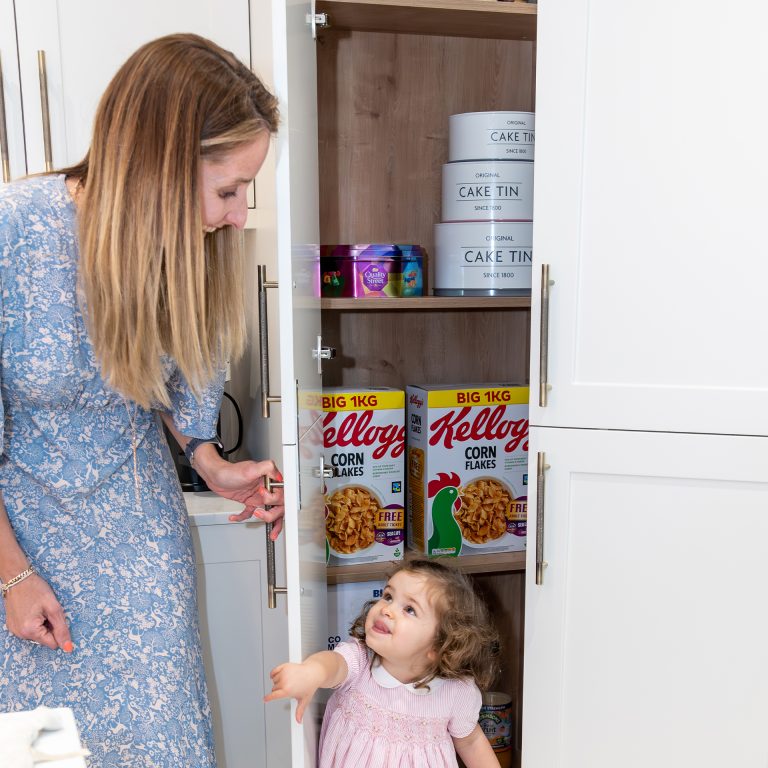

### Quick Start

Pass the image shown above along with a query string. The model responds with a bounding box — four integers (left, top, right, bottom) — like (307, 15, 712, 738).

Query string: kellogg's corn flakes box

(323, 387, 406, 566)
(406, 384, 529, 557)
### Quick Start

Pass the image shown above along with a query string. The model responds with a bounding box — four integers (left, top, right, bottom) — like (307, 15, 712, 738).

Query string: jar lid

(395, 244, 426, 258)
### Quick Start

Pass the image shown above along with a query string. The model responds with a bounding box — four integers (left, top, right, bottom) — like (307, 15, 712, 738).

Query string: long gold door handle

(535, 452, 550, 585)
(258, 265, 281, 418)
(265, 522, 287, 609)
(0, 53, 10, 182)
(263, 476, 287, 609)
(539, 264, 554, 407)
(37, 51, 53, 172)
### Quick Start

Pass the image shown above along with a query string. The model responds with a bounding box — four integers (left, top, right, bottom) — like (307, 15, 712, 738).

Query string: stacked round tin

(434, 111, 534, 296)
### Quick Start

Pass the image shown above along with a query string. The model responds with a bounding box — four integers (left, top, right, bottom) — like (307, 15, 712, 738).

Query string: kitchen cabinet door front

(271, 0, 325, 763)
(189, 497, 291, 768)
(530, 0, 768, 436)
(0, 0, 25, 182)
(13, 0, 251, 175)
(523, 426, 768, 768)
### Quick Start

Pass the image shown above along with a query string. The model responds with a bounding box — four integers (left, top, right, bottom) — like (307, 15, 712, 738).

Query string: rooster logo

(427, 472, 463, 556)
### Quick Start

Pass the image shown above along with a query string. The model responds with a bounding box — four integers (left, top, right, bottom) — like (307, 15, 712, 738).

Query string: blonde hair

(59, 34, 279, 408)
(349, 559, 501, 689)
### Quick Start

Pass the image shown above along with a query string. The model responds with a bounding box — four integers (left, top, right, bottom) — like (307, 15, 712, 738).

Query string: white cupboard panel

(0, 0, 26, 181)
(280, 434, 327, 767)
(189, 498, 290, 768)
(272, 0, 321, 447)
(523, 427, 768, 768)
(13, 0, 251, 174)
(530, 0, 768, 435)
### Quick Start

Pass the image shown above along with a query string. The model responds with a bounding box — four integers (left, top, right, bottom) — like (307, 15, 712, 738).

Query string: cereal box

(406, 384, 529, 557)
(323, 387, 406, 565)
(327, 580, 385, 651)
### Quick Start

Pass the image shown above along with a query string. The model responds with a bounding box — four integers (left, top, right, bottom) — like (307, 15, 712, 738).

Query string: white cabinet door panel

(189, 497, 290, 768)
(0, 0, 26, 181)
(530, 0, 768, 435)
(271, 0, 324, 761)
(14, 0, 251, 174)
(273, 0, 321, 447)
(279, 433, 326, 767)
(523, 427, 768, 768)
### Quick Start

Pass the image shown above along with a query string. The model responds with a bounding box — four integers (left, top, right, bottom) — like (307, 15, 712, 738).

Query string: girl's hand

(264, 651, 348, 723)
(264, 662, 319, 723)
(195, 449, 285, 539)
(4, 574, 74, 652)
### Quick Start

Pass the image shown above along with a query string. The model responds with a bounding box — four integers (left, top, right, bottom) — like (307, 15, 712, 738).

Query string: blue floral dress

(0, 175, 221, 767)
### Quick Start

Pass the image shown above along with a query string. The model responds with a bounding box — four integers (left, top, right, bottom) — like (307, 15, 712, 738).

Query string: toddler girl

(265, 559, 501, 767)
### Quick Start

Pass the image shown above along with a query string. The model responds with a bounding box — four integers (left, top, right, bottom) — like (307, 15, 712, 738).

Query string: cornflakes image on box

(406, 384, 529, 557)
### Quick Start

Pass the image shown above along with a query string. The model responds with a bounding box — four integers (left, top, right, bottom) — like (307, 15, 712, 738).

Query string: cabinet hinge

(306, 12, 330, 38)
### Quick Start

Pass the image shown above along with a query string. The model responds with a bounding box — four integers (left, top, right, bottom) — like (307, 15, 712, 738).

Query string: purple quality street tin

(320, 244, 425, 298)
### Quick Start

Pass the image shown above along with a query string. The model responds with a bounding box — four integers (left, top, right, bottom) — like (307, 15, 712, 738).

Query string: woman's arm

(453, 725, 500, 768)
(0, 495, 73, 651)
(160, 413, 285, 538)
(264, 651, 349, 723)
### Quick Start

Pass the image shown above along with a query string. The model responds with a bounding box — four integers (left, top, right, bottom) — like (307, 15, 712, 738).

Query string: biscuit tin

(406, 384, 529, 557)
(324, 387, 406, 565)
(320, 244, 424, 298)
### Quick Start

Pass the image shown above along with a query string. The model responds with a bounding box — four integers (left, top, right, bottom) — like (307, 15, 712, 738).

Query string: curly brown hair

(349, 559, 500, 690)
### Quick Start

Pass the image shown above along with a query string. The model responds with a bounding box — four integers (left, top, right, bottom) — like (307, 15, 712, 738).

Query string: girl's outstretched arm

(264, 651, 348, 723)
(453, 725, 500, 767)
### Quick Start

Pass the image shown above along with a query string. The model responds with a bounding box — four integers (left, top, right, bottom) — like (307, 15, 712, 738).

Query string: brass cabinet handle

(265, 522, 287, 609)
(538, 263, 554, 407)
(535, 452, 550, 585)
(257, 265, 281, 418)
(37, 51, 53, 172)
(0, 53, 10, 182)
(264, 476, 286, 609)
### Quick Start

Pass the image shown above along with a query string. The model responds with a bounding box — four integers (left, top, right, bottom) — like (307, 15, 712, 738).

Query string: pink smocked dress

(319, 640, 481, 768)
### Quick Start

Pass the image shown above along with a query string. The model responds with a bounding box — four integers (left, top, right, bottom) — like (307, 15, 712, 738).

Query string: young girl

(266, 559, 502, 767)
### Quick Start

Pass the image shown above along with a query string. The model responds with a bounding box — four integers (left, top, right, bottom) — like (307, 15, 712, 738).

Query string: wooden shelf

(316, 0, 537, 41)
(327, 549, 526, 584)
(321, 295, 532, 310)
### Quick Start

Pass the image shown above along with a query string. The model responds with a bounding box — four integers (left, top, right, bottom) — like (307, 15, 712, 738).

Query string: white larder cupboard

(524, 2, 768, 767)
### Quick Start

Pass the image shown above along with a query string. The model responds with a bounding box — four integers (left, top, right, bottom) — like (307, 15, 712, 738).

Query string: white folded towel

(0, 707, 90, 767)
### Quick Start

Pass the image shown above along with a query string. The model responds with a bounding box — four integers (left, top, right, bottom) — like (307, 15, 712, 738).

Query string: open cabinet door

(271, 0, 326, 764)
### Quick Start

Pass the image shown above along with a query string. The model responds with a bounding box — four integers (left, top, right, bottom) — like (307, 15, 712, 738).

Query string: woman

(0, 34, 282, 766)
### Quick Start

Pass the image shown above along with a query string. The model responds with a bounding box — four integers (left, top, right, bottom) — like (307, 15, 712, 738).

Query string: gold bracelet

(0, 565, 36, 599)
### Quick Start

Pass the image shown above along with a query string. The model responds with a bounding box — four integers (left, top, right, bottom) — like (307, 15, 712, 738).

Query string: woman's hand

(194, 447, 285, 539)
(4, 574, 74, 652)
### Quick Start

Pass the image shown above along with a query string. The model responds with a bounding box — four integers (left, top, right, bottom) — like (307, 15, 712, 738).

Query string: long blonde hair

(59, 34, 279, 408)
